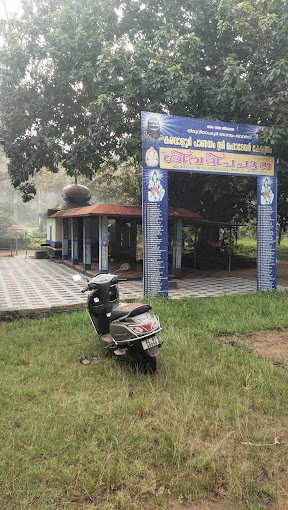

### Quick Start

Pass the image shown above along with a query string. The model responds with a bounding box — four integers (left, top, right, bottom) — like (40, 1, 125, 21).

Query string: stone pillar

(99, 216, 109, 273)
(115, 219, 122, 261)
(83, 217, 91, 271)
(71, 217, 79, 265)
(172, 219, 183, 278)
(62, 218, 69, 260)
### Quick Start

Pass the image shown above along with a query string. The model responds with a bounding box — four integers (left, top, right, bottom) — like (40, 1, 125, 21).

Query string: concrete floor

(0, 254, 257, 318)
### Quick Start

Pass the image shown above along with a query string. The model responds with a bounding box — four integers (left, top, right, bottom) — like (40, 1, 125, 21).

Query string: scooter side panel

(88, 310, 110, 336)
(110, 322, 137, 342)
(110, 311, 153, 340)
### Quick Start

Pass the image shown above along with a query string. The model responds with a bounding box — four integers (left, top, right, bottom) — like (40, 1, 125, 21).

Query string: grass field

(236, 238, 288, 260)
(1, 292, 288, 509)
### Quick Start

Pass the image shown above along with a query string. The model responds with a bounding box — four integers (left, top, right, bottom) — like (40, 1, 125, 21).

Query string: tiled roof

(49, 204, 203, 222)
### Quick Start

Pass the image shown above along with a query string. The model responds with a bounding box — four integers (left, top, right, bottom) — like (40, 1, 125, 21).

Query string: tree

(214, 0, 288, 236)
(0, 198, 13, 239)
(86, 158, 141, 206)
(0, 0, 125, 200)
(0, 0, 211, 201)
(0, 0, 287, 233)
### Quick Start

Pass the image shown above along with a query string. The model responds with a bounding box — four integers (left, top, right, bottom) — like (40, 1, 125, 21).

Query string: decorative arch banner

(141, 112, 277, 296)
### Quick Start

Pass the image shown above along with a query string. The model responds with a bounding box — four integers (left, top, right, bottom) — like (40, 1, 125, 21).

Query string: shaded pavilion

(45, 185, 244, 279)
(47, 203, 203, 277)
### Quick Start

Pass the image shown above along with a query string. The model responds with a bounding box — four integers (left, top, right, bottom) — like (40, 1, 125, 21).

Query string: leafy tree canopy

(0, 0, 287, 227)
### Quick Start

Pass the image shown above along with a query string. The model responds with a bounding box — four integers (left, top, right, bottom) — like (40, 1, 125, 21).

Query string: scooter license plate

(141, 336, 159, 351)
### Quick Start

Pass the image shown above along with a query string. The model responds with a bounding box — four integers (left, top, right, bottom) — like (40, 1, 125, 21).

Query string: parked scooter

(73, 266, 163, 373)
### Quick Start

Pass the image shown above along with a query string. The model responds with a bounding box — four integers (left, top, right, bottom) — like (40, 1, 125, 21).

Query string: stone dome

(62, 184, 91, 206)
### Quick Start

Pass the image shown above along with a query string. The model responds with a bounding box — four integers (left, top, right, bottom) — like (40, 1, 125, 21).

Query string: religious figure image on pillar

(260, 177, 274, 205)
(148, 170, 165, 202)
(142, 116, 165, 141)
(145, 146, 159, 167)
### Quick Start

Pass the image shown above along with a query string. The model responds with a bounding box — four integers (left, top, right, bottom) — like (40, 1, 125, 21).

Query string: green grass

(277, 239, 288, 260)
(1, 292, 288, 509)
(236, 238, 288, 260)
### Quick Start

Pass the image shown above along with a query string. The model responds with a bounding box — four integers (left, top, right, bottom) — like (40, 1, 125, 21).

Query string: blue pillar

(99, 216, 109, 273)
(257, 175, 277, 290)
(172, 219, 183, 278)
(143, 168, 168, 297)
(83, 217, 91, 271)
(71, 218, 79, 265)
(62, 218, 69, 260)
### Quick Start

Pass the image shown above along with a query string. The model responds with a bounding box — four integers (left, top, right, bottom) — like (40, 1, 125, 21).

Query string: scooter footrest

(114, 348, 127, 356)
(104, 342, 118, 350)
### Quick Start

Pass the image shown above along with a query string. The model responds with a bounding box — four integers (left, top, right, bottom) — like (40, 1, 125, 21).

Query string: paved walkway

(0, 255, 257, 318)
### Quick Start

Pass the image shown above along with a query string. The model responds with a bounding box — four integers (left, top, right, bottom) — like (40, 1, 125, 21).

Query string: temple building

(46, 183, 203, 277)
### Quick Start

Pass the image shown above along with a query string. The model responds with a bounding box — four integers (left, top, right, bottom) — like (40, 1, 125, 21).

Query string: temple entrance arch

(141, 112, 277, 297)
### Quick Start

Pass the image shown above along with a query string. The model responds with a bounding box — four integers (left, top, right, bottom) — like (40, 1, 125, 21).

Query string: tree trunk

(197, 224, 220, 255)
(278, 224, 282, 245)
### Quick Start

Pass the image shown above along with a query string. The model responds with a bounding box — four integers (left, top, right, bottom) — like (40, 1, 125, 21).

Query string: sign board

(141, 112, 277, 296)
(143, 170, 168, 296)
(257, 176, 277, 289)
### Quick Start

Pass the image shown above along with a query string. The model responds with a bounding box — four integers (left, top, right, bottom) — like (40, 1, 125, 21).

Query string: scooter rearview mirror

(72, 274, 82, 282)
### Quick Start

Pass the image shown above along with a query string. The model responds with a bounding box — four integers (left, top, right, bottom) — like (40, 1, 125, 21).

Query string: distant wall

(47, 218, 62, 243)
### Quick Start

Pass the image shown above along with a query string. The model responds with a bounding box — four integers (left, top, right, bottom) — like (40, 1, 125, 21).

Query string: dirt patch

(165, 496, 288, 510)
(170, 502, 226, 510)
(233, 327, 288, 365)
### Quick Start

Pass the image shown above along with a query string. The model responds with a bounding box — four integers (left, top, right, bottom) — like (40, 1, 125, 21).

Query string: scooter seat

(111, 303, 151, 321)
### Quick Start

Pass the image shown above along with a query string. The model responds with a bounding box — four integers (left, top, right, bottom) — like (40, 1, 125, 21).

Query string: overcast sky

(0, 0, 22, 20)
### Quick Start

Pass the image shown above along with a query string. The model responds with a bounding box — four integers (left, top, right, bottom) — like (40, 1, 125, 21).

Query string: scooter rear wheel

(141, 353, 157, 374)
(124, 345, 158, 374)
